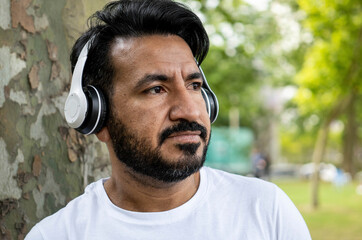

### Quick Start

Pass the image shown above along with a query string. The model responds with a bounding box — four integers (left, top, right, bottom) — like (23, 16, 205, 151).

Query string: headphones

(64, 37, 219, 135)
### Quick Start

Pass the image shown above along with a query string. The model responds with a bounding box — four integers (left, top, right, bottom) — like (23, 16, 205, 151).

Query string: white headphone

(64, 37, 219, 135)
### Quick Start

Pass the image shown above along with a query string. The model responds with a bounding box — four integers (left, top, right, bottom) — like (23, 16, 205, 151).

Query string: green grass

(274, 180, 362, 240)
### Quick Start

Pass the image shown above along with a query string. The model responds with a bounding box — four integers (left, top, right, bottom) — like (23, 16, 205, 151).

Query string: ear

(95, 126, 110, 143)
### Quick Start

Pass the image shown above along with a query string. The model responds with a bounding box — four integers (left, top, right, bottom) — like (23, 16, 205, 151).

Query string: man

(26, 0, 311, 239)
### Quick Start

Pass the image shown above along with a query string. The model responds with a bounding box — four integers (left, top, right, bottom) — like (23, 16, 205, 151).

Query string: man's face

(107, 35, 211, 182)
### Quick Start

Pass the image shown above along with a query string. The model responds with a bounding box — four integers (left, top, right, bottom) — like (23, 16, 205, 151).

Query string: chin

(161, 143, 202, 160)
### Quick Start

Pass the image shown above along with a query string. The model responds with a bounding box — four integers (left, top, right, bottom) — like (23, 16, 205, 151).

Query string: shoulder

(26, 179, 105, 239)
(44, 179, 102, 220)
(203, 166, 278, 196)
(202, 167, 287, 216)
(202, 167, 311, 239)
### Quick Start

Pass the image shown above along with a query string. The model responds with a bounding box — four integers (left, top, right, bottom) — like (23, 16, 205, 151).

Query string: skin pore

(96, 35, 211, 212)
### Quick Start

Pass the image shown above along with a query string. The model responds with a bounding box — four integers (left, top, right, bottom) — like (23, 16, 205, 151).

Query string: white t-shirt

(25, 167, 311, 240)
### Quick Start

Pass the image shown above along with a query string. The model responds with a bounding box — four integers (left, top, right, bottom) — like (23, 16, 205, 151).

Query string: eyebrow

(135, 72, 203, 89)
(135, 74, 169, 90)
(186, 72, 202, 81)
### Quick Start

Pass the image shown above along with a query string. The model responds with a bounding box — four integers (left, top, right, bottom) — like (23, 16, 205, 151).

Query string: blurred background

(0, 0, 361, 239)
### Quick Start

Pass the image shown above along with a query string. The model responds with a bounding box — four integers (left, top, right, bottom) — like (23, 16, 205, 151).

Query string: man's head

(70, 0, 209, 99)
(70, 0, 213, 183)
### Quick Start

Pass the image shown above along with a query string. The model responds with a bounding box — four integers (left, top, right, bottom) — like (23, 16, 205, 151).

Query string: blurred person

(25, 0, 310, 239)
(251, 147, 270, 179)
(333, 168, 348, 188)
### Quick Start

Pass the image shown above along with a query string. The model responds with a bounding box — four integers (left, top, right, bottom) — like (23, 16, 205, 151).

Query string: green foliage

(294, 0, 362, 119)
(280, 122, 343, 164)
(280, 128, 316, 163)
(281, 0, 362, 168)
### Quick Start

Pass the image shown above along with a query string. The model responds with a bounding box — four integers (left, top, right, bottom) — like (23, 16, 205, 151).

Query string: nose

(169, 85, 202, 123)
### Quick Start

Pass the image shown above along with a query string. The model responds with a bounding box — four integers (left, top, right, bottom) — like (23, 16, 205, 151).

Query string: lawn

(274, 180, 362, 240)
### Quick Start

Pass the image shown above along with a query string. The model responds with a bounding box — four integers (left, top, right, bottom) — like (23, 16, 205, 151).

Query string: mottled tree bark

(0, 0, 111, 239)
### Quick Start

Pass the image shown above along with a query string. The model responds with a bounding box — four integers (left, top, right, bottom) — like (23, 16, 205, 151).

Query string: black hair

(70, 0, 209, 101)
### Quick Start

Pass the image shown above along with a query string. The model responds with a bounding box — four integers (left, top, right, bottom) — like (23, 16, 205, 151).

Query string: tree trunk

(343, 94, 357, 178)
(311, 123, 330, 208)
(0, 1, 111, 239)
(311, 95, 352, 209)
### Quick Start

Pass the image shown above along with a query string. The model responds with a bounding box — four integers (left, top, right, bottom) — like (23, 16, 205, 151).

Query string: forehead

(109, 35, 197, 82)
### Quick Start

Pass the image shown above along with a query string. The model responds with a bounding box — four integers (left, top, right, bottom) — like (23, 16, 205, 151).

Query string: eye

(189, 82, 202, 91)
(147, 86, 165, 94)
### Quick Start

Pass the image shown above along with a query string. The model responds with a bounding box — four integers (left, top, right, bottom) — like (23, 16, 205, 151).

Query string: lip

(167, 131, 201, 143)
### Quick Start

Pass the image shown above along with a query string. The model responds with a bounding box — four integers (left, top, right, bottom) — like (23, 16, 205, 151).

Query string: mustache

(159, 120, 207, 145)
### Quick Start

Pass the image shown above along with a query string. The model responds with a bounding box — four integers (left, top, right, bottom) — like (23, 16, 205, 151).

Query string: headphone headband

(64, 40, 92, 129)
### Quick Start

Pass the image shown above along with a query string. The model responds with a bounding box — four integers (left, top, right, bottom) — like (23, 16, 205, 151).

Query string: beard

(107, 112, 209, 183)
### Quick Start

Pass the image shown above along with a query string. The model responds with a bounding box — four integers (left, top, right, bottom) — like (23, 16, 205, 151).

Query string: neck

(104, 159, 201, 212)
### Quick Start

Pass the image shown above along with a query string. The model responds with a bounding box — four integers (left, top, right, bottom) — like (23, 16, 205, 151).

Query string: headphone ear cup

(76, 85, 107, 135)
(201, 87, 217, 123)
(198, 64, 219, 124)
(89, 86, 107, 134)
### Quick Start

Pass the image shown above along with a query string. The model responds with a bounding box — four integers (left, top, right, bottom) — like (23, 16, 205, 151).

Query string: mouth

(167, 131, 202, 144)
(159, 121, 207, 146)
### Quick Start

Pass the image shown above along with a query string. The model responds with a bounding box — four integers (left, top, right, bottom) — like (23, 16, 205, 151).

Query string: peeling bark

(11, 0, 36, 33)
(28, 64, 39, 89)
(32, 155, 42, 177)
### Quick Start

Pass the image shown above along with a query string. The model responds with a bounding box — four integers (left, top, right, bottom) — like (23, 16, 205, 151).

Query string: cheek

(118, 104, 166, 141)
